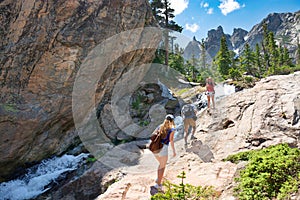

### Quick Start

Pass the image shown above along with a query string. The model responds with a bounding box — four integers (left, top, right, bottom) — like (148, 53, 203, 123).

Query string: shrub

(273, 65, 294, 75)
(229, 68, 242, 81)
(244, 76, 254, 83)
(224, 143, 300, 200)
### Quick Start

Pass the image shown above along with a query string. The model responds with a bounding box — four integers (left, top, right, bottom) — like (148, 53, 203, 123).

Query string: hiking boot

(190, 135, 197, 140)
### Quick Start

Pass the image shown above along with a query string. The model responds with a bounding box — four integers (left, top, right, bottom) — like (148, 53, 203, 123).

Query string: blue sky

(168, 0, 300, 43)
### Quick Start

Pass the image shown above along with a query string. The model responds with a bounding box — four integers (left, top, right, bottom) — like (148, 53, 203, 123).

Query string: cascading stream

(0, 153, 89, 200)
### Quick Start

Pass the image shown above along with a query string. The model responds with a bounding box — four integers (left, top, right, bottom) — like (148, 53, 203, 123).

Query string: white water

(214, 83, 236, 100)
(0, 153, 89, 200)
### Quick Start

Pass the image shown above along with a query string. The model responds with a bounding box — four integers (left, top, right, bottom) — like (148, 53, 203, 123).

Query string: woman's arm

(169, 131, 176, 157)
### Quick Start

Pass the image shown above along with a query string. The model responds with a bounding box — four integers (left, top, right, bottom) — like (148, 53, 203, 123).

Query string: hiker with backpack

(181, 100, 197, 145)
(151, 114, 176, 191)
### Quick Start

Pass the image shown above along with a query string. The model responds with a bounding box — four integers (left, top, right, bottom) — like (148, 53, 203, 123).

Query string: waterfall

(0, 153, 89, 200)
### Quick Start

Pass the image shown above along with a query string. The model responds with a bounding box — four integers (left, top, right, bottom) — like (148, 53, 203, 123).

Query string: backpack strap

(161, 128, 174, 144)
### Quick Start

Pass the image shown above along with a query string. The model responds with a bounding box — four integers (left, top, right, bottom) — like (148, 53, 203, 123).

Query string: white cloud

(201, 2, 209, 8)
(207, 8, 214, 14)
(169, 0, 189, 15)
(218, 0, 242, 16)
(185, 23, 200, 33)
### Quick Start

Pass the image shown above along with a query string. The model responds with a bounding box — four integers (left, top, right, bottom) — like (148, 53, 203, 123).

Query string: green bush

(273, 65, 294, 75)
(244, 76, 254, 83)
(229, 68, 242, 81)
(151, 171, 219, 200)
(131, 95, 141, 110)
(224, 143, 300, 200)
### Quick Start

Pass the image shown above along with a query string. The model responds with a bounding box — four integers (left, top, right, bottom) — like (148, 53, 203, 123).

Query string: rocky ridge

(245, 11, 300, 58)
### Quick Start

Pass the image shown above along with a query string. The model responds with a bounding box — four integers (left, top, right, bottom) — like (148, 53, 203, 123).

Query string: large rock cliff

(205, 25, 233, 56)
(0, 0, 158, 180)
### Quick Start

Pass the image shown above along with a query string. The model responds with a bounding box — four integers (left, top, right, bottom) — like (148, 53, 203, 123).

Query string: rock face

(90, 72, 300, 199)
(0, 0, 157, 180)
(183, 36, 201, 61)
(231, 28, 248, 49)
(205, 25, 233, 56)
(244, 11, 300, 59)
(184, 26, 238, 65)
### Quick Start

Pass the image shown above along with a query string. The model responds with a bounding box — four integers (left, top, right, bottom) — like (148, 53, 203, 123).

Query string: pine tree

(268, 32, 279, 72)
(184, 61, 193, 81)
(240, 43, 255, 76)
(283, 47, 292, 66)
(169, 45, 185, 74)
(278, 46, 284, 66)
(261, 23, 270, 71)
(150, 0, 182, 66)
(189, 54, 199, 81)
(254, 44, 263, 77)
(215, 35, 231, 78)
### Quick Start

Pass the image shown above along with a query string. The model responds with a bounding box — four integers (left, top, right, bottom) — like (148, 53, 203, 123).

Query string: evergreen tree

(268, 32, 279, 72)
(169, 48, 185, 74)
(240, 43, 255, 75)
(254, 44, 263, 77)
(184, 61, 194, 81)
(282, 47, 292, 66)
(215, 35, 231, 78)
(261, 23, 270, 70)
(278, 46, 284, 66)
(150, 0, 183, 66)
(150, 0, 164, 25)
(229, 50, 238, 71)
(189, 54, 199, 81)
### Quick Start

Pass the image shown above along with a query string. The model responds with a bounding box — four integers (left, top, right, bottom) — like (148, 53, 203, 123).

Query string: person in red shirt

(206, 77, 215, 109)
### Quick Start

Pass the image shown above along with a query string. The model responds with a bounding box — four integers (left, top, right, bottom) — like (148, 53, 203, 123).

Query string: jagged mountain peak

(183, 36, 201, 60)
(192, 36, 199, 42)
(244, 10, 300, 59)
(183, 10, 300, 64)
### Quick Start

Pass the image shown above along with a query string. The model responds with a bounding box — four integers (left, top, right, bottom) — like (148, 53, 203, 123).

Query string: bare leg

(191, 126, 196, 137)
(211, 94, 215, 109)
(183, 120, 189, 144)
(155, 155, 168, 185)
(207, 95, 211, 109)
(184, 127, 189, 144)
